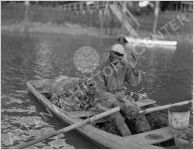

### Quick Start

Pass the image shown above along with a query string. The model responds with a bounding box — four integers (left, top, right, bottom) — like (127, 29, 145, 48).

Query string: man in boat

(93, 44, 150, 136)
(117, 36, 137, 69)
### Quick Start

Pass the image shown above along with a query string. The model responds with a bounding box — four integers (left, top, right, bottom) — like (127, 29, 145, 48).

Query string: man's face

(110, 51, 124, 65)
(117, 37, 128, 46)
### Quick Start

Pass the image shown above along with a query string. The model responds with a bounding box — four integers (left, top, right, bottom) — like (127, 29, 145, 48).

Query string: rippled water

(1, 31, 193, 148)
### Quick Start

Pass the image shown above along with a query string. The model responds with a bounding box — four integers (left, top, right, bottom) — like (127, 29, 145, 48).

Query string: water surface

(1, 31, 193, 148)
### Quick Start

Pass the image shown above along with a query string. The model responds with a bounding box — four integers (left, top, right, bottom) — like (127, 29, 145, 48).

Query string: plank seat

(124, 127, 174, 145)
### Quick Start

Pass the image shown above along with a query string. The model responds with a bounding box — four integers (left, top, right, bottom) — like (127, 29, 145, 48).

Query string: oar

(97, 100, 192, 114)
(15, 106, 121, 149)
(16, 100, 192, 149)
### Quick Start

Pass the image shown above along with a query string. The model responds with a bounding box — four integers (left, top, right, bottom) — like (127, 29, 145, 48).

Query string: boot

(135, 114, 151, 133)
(110, 112, 132, 136)
(120, 103, 150, 134)
(117, 123, 132, 136)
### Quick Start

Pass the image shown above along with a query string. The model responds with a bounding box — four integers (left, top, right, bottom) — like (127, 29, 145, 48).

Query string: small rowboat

(27, 77, 177, 149)
(126, 37, 177, 47)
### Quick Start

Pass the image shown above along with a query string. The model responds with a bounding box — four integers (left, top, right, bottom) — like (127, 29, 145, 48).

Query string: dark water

(1, 31, 193, 148)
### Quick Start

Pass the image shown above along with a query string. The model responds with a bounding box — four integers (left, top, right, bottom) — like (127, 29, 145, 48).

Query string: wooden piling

(153, 1, 160, 34)
(99, 9, 104, 34)
(24, 1, 30, 32)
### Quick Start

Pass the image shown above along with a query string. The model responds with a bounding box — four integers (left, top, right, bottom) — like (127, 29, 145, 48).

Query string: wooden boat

(26, 76, 177, 149)
(126, 37, 177, 47)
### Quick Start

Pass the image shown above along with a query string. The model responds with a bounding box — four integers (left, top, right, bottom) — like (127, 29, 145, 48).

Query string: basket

(168, 104, 190, 132)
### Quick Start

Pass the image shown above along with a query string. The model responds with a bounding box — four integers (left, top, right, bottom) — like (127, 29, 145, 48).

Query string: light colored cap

(110, 44, 125, 55)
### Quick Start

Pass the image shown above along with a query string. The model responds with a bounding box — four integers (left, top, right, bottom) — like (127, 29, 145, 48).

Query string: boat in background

(126, 37, 177, 47)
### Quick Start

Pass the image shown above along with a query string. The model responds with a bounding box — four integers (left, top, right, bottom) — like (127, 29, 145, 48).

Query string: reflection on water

(34, 40, 54, 79)
(1, 32, 193, 148)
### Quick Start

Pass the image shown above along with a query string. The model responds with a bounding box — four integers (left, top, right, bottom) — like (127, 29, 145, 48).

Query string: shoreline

(2, 22, 193, 42)
(1, 22, 109, 37)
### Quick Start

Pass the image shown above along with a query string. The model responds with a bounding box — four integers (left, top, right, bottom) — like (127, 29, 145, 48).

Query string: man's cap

(110, 44, 125, 55)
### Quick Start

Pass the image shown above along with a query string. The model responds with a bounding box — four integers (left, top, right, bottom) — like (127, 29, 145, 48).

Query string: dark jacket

(93, 57, 140, 105)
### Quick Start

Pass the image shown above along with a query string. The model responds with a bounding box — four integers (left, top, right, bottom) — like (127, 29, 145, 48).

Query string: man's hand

(106, 93, 121, 107)
(121, 102, 141, 119)
(121, 53, 137, 69)
(97, 92, 119, 107)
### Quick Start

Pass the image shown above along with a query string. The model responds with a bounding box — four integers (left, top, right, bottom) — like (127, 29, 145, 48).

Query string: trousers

(96, 91, 151, 136)
(107, 104, 151, 136)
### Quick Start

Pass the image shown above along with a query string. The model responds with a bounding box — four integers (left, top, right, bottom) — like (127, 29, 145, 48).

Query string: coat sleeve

(125, 63, 141, 87)
(92, 66, 117, 106)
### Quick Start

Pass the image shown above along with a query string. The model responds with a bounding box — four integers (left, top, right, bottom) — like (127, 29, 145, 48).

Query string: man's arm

(122, 59, 141, 86)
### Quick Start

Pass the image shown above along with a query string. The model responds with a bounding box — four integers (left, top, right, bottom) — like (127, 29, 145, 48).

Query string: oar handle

(139, 100, 192, 114)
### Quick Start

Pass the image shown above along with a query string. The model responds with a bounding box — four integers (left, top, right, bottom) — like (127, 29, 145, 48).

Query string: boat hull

(26, 79, 172, 149)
